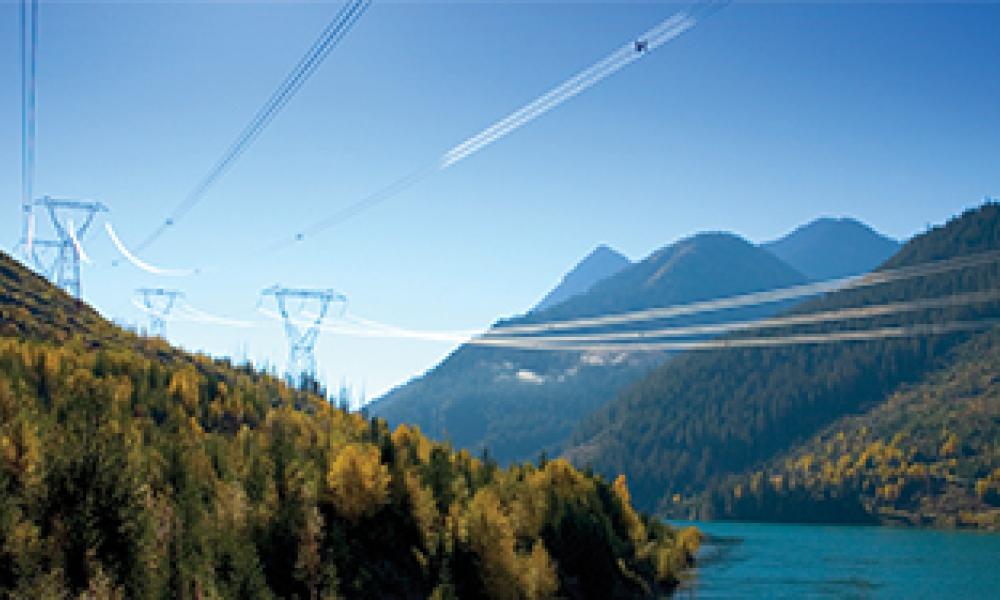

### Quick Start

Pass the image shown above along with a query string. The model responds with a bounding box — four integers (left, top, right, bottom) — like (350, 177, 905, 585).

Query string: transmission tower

(29, 196, 107, 298)
(259, 285, 347, 381)
(135, 288, 184, 338)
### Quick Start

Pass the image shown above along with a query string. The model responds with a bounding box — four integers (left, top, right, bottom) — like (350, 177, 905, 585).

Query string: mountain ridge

(564, 203, 1000, 527)
(532, 244, 631, 313)
(371, 231, 809, 464)
(763, 217, 901, 280)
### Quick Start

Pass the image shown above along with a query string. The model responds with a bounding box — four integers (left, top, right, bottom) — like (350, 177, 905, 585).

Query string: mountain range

(565, 203, 1000, 528)
(371, 217, 900, 466)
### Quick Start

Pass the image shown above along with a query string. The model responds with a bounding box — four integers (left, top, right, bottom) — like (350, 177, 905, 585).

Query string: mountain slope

(371, 232, 808, 464)
(764, 217, 901, 280)
(565, 203, 1000, 521)
(0, 251, 698, 598)
(533, 244, 631, 312)
(700, 327, 1000, 529)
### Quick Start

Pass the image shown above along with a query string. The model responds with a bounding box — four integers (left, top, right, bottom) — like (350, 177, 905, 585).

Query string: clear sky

(2, 1, 998, 399)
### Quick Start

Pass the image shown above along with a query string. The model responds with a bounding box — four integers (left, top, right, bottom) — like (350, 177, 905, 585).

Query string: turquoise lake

(672, 521, 1000, 598)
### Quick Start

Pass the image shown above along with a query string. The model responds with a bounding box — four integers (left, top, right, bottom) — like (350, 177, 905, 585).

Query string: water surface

(673, 521, 1000, 598)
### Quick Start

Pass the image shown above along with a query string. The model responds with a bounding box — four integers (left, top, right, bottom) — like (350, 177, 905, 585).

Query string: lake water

(672, 521, 1000, 598)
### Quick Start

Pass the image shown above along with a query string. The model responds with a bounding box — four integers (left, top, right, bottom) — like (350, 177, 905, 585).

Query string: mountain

(0, 250, 699, 598)
(371, 232, 808, 465)
(763, 217, 901, 280)
(541, 232, 806, 321)
(532, 245, 631, 312)
(565, 203, 1000, 528)
(701, 327, 1000, 529)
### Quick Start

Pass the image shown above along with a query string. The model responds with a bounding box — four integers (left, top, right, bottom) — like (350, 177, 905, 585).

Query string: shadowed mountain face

(565, 204, 1000, 524)
(370, 232, 808, 464)
(533, 245, 631, 313)
(763, 217, 901, 281)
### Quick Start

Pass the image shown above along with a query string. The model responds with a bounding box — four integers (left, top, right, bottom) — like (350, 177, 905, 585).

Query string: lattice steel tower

(259, 285, 346, 380)
(135, 288, 184, 337)
(29, 196, 107, 298)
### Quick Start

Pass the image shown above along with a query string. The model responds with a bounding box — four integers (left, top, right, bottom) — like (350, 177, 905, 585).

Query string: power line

(468, 319, 1000, 353)
(267, 2, 729, 251)
(477, 287, 1000, 345)
(195, 249, 1000, 346)
(251, 283, 1000, 351)
(134, 0, 371, 253)
(18, 0, 38, 254)
(487, 249, 1000, 336)
(106, 222, 195, 276)
(262, 292, 1000, 352)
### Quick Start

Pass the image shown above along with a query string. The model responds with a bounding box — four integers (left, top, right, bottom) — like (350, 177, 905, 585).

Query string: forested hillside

(567, 203, 1000, 523)
(699, 327, 1000, 529)
(372, 233, 807, 464)
(0, 251, 699, 599)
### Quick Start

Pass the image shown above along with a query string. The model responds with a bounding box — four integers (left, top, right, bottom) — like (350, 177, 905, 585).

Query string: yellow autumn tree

(464, 488, 521, 600)
(518, 541, 558, 600)
(167, 366, 200, 413)
(940, 432, 960, 457)
(612, 474, 646, 548)
(324, 443, 391, 522)
(464, 488, 559, 600)
(404, 472, 440, 549)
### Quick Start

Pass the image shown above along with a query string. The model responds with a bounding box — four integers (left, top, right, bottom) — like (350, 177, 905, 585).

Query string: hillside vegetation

(0, 251, 698, 599)
(373, 233, 807, 464)
(567, 204, 1000, 527)
(699, 327, 1000, 529)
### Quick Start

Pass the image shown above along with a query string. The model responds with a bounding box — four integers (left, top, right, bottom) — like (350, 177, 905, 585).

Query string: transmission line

(18, 0, 38, 255)
(488, 249, 1000, 336)
(257, 290, 1000, 351)
(469, 319, 1000, 353)
(134, 0, 371, 253)
(266, 2, 729, 251)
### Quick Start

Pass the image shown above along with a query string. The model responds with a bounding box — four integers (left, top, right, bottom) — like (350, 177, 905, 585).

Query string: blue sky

(2, 1, 998, 398)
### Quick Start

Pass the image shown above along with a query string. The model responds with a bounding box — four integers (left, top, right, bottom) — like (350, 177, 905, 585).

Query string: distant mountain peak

(763, 217, 900, 281)
(373, 227, 809, 465)
(645, 232, 752, 286)
(788, 216, 889, 237)
(532, 244, 631, 313)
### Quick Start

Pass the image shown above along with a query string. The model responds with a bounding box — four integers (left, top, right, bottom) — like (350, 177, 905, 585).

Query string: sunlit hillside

(0, 250, 698, 599)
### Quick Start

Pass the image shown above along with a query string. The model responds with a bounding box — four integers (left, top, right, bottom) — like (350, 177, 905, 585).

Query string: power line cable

(18, 0, 38, 251)
(478, 287, 1000, 344)
(266, 1, 729, 251)
(250, 284, 1000, 349)
(133, 0, 371, 253)
(488, 249, 1000, 335)
(468, 319, 1000, 353)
